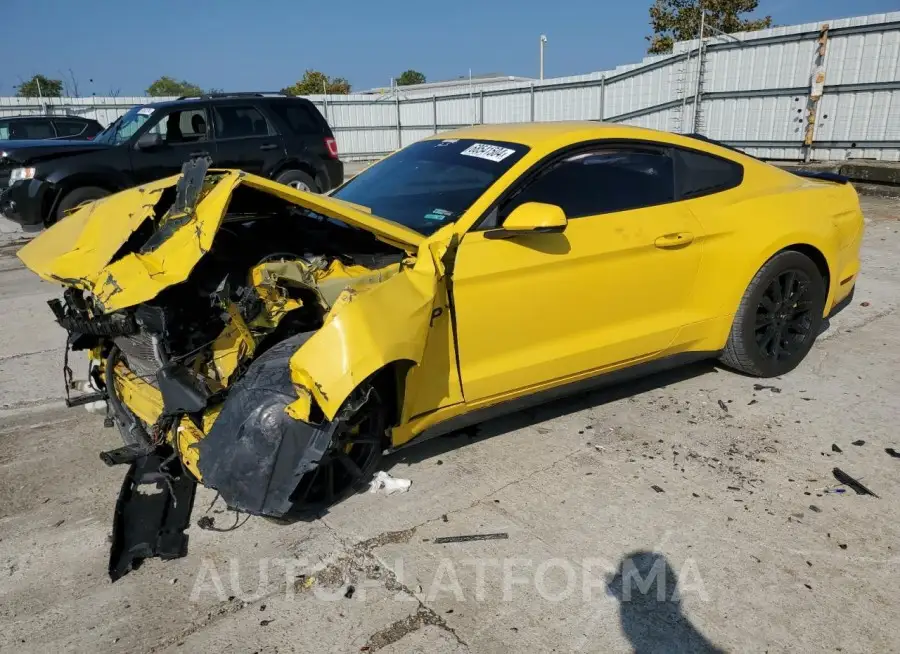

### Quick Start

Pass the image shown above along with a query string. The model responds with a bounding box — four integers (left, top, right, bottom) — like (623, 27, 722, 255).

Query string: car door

(449, 145, 705, 404)
(210, 102, 284, 175)
(129, 105, 214, 183)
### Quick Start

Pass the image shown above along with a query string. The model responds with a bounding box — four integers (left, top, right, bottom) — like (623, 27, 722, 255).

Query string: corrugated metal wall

(3, 11, 899, 161)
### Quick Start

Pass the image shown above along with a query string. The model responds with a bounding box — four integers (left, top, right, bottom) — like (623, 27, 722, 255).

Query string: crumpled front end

(18, 159, 434, 577)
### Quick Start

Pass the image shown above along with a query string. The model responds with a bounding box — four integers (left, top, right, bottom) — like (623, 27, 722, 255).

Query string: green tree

(16, 74, 64, 97)
(280, 70, 351, 96)
(396, 70, 426, 86)
(647, 0, 773, 54)
(145, 76, 203, 97)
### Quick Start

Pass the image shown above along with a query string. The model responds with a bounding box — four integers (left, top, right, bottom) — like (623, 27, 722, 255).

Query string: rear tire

(53, 186, 109, 224)
(720, 251, 827, 378)
(275, 169, 318, 193)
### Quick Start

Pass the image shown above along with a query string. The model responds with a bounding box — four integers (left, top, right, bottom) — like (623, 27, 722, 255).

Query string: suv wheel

(276, 170, 318, 193)
(54, 186, 109, 225)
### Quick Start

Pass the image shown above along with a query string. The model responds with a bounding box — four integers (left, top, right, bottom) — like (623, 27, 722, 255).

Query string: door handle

(259, 143, 278, 151)
(654, 232, 694, 248)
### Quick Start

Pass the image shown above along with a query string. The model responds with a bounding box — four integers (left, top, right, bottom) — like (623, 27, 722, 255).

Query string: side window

(148, 108, 209, 144)
(268, 102, 322, 134)
(0, 121, 8, 140)
(501, 148, 675, 221)
(53, 120, 86, 138)
(213, 105, 272, 139)
(674, 149, 743, 199)
(8, 118, 55, 140)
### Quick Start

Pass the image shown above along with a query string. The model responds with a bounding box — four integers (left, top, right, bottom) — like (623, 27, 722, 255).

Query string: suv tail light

(324, 137, 339, 159)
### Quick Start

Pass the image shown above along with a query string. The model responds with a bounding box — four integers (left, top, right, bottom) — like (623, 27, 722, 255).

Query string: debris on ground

(886, 448, 900, 459)
(651, 485, 665, 493)
(809, 505, 821, 513)
(753, 384, 782, 393)
(860, 301, 871, 307)
(196, 516, 215, 530)
(831, 444, 843, 453)
(344, 585, 356, 599)
(368, 471, 412, 495)
(434, 533, 509, 544)
(852, 440, 866, 446)
(718, 399, 729, 412)
(832, 468, 879, 498)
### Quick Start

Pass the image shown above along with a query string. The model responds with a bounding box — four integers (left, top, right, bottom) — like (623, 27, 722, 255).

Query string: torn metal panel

(18, 167, 422, 314)
(287, 261, 440, 421)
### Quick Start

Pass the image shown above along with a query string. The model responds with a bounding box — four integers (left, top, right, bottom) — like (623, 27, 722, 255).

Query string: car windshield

(332, 138, 529, 235)
(94, 106, 155, 145)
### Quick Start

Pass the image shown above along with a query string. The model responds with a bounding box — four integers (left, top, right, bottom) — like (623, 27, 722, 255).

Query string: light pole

(539, 34, 548, 80)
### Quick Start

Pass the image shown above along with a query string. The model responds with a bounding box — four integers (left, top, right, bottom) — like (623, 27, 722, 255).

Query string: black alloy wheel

(754, 269, 816, 361)
(287, 385, 385, 514)
(720, 250, 827, 377)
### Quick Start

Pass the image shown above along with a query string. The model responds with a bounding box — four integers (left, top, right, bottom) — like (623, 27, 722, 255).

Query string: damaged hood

(18, 169, 424, 312)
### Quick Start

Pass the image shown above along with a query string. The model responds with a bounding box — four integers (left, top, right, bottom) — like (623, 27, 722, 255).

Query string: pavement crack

(0, 347, 60, 363)
(364, 605, 468, 651)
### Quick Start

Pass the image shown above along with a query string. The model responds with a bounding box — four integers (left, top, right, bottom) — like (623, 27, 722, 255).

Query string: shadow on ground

(606, 551, 725, 654)
(383, 360, 718, 469)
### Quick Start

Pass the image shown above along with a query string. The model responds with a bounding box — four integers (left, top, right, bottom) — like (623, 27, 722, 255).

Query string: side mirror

(136, 132, 162, 150)
(492, 202, 567, 237)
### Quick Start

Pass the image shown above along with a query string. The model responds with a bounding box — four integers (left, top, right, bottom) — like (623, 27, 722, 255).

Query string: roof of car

(139, 93, 313, 110)
(1, 115, 95, 122)
(425, 121, 740, 157)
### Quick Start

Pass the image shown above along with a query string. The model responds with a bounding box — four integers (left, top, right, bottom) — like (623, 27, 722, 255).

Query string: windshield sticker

(432, 208, 453, 216)
(423, 211, 450, 221)
(460, 143, 516, 162)
(137, 107, 155, 116)
(436, 139, 459, 147)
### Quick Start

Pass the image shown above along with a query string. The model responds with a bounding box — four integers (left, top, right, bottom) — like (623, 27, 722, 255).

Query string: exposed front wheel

(720, 251, 827, 377)
(285, 383, 386, 516)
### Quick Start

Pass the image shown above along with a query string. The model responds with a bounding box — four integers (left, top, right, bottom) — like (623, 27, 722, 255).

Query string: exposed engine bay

(24, 160, 419, 579)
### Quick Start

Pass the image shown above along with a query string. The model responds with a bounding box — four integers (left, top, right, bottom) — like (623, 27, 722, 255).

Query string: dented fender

(287, 256, 441, 421)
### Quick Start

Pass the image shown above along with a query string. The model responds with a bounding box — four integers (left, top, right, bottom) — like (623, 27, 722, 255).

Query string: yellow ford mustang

(19, 122, 863, 577)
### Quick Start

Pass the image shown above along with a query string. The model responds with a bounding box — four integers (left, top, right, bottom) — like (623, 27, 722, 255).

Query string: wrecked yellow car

(18, 123, 863, 579)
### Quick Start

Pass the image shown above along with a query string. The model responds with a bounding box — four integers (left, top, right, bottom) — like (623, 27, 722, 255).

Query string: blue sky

(2, 0, 898, 96)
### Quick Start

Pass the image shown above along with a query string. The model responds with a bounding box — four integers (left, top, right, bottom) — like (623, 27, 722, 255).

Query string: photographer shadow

(605, 551, 725, 654)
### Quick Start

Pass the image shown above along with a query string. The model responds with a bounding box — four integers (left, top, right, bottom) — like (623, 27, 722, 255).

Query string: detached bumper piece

(109, 452, 197, 581)
(197, 333, 333, 518)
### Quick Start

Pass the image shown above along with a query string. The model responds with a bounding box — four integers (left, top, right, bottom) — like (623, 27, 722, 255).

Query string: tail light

(324, 137, 339, 159)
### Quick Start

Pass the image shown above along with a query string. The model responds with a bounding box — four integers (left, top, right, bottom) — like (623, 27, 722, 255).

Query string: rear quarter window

(269, 102, 325, 135)
(53, 120, 87, 137)
(675, 149, 743, 199)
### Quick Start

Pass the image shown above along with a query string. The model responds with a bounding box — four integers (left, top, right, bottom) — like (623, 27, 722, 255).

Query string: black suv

(0, 115, 104, 141)
(0, 93, 343, 227)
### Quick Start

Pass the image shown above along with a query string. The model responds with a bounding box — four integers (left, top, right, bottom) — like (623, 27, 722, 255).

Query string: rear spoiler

(790, 170, 849, 184)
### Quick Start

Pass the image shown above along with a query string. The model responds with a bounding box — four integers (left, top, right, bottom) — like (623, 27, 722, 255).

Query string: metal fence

(3, 11, 899, 162)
